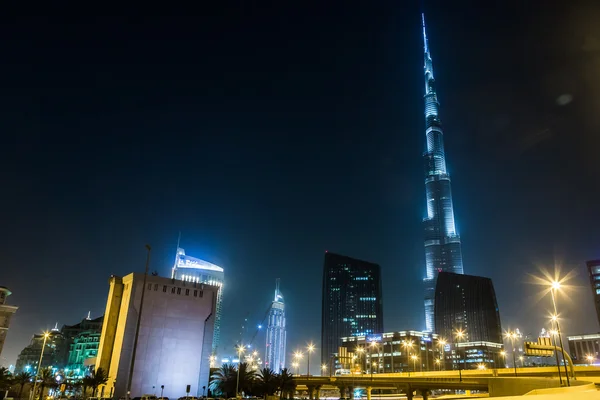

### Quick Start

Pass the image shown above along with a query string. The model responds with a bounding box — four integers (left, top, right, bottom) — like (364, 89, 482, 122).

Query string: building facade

(587, 260, 600, 328)
(63, 314, 104, 375)
(15, 329, 68, 373)
(339, 331, 440, 374)
(420, 14, 465, 332)
(265, 279, 286, 372)
(567, 333, 600, 363)
(95, 273, 217, 399)
(0, 287, 18, 359)
(434, 272, 503, 369)
(171, 248, 224, 354)
(321, 252, 383, 366)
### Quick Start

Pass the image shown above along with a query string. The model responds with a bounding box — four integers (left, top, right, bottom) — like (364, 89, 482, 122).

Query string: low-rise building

(567, 333, 600, 363)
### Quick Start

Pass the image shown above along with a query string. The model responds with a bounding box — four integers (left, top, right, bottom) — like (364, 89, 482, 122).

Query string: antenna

(171, 231, 182, 279)
(422, 13, 429, 54)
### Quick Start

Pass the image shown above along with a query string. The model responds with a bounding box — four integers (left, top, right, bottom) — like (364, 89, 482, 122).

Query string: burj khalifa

(421, 14, 464, 332)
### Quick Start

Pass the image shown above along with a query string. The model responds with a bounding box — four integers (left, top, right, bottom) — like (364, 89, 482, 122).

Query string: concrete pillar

(315, 385, 321, 400)
(308, 386, 315, 400)
(405, 388, 413, 400)
(366, 387, 372, 400)
(420, 389, 430, 400)
(347, 386, 354, 400)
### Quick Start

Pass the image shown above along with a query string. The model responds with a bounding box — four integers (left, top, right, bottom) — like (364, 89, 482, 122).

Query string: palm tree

(0, 367, 12, 400)
(37, 368, 55, 400)
(81, 375, 94, 400)
(12, 371, 33, 399)
(237, 362, 257, 396)
(256, 368, 279, 397)
(210, 364, 237, 398)
(89, 368, 109, 397)
(278, 368, 296, 400)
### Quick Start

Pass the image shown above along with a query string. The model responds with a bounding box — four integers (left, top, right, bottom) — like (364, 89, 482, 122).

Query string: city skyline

(265, 279, 286, 372)
(1, 1, 599, 372)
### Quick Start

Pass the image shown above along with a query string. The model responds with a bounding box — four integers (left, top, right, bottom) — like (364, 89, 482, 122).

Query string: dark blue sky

(2, 1, 600, 370)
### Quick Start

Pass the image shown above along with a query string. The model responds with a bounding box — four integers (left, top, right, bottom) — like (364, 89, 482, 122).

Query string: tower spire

(422, 13, 429, 55)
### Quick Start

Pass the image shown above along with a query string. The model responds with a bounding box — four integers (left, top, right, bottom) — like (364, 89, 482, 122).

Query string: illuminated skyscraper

(321, 252, 383, 367)
(172, 248, 224, 353)
(265, 279, 286, 372)
(421, 14, 464, 332)
(586, 259, 600, 327)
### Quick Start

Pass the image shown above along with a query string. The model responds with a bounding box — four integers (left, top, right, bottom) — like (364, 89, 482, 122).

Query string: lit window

(596, 289, 600, 295)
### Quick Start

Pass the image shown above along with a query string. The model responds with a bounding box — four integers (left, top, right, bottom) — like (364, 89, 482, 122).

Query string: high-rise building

(15, 328, 67, 373)
(265, 279, 286, 372)
(586, 260, 600, 327)
(321, 252, 383, 367)
(421, 14, 465, 332)
(62, 313, 104, 374)
(171, 247, 224, 354)
(0, 287, 18, 359)
(434, 272, 503, 369)
(95, 273, 217, 399)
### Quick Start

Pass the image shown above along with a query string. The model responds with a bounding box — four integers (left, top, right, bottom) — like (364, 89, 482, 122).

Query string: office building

(420, 14, 465, 332)
(321, 252, 383, 366)
(338, 331, 440, 373)
(587, 260, 600, 327)
(434, 272, 503, 369)
(265, 279, 286, 372)
(63, 313, 104, 374)
(567, 333, 600, 363)
(171, 247, 224, 354)
(15, 328, 67, 373)
(0, 287, 18, 358)
(95, 273, 217, 399)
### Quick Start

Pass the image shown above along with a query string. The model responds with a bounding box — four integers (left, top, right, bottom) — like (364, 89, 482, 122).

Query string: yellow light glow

(307, 343, 315, 353)
(321, 364, 327, 371)
(294, 351, 303, 359)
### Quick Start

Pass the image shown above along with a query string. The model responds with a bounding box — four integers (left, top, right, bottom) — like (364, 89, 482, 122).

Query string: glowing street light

(477, 363, 486, 370)
(586, 354, 595, 366)
(402, 339, 414, 376)
(410, 355, 418, 373)
(306, 343, 315, 378)
(454, 329, 466, 382)
(31, 331, 50, 400)
(355, 346, 365, 374)
(437, 338, 447, 371)
(434, 359, 441, 371)
(321, 364, 327, 375)
(292, 361, 299, 375)
(235, 344, 246, 397)
(519, 356, 525, 367)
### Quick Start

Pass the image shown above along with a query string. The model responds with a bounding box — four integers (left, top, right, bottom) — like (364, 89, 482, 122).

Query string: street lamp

(355, 347, 365, 374)
(321, 364, 327, 375)
(437, 338, 446, 371)
(434, 359, 441, 371)
(402, 340, 414, 376)
(292, 362, 299, 375)
(455, 329, 466, 382)
(519, 356, 525, 368)
(306, 343, 315, 379)
(586, 355, 595, 366)
(235, 344, 245, 398)
(500, 351, 506, 368)
(31, 331, 50, 400)
(477, 363, 486, 371)
(371, 362, 377, 381)
(410, 355, 418, 374)
(504, 331, 518, 377)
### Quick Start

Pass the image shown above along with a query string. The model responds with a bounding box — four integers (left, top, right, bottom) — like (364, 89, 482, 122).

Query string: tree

(0, 367, 12, 400)
(37, 368, 55, 400)
(278, 368, 296, 400)
(89, 368, 109, 397)
(210, 364, 237, 398)
(256, 368, 279, 397)
(12, 371, 33, 399)
(81, 375, 94, 400)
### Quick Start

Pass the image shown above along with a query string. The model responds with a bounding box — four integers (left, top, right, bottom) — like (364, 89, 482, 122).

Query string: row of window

(148, 283, 204, 298)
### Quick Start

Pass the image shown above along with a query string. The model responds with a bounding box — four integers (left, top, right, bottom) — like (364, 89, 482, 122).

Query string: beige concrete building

(0, 286, 18, 359)
(96, 273, 217, 399)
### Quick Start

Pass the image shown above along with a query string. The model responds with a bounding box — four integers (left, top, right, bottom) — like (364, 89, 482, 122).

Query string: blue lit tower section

(421, 14, 464, 332)
(265, 279, 286, 372)
(172, 248, 224, 354)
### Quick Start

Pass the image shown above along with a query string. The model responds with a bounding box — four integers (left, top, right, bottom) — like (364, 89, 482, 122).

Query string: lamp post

(437, 338, 446, 371)
(549, 328, 563, 385)
(434, 359, 440, 371)
(321, 364, 327, 376)
(355, 347, 365, 374)
(292, 362, 299, 375)
(500, 351, 506, 368)
(402, 340, 414, 377)
(306, 343, 315, 379)
(235, 344, 245, 398)
(455, 329, 465, 382)
(371, 362, 377, 381)
(410, 355, 418, 374)
(369, 341, 378, 377)
(519, 356, 525, 368)
(31, 332, 50, 400)
(549, 281, 570, 386)
(586, 355, 595, 366)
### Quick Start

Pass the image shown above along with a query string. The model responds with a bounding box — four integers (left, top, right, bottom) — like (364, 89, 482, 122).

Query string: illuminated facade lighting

(265, 279, 286, 372)
(421, 14, 465, 332)
(171, 247, 224, 354)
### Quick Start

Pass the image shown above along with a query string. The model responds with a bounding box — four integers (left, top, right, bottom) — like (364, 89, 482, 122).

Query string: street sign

(524, 338, 554, 357)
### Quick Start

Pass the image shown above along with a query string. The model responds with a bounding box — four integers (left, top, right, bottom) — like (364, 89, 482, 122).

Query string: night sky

(2, 1, 600, 371)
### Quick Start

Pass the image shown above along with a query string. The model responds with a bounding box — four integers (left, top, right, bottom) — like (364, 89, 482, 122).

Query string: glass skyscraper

(171, 247, 224, 354)
(421, 14, 464, 332)
(321, 252, 383, 367)
(265, 279, 286, 372)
